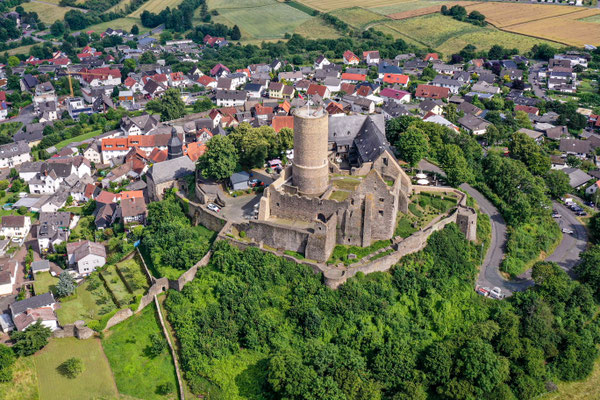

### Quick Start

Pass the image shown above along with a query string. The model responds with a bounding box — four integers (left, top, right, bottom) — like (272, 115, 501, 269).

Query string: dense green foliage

(145, 88, 186, 121)
(165, 226, 600, 399)
(56, 272, 76, 298)
(10, 322, 52, 357)
(58, 357, 84, 379)
(141, 191, 214, 277)
(0, 344, 15, 382)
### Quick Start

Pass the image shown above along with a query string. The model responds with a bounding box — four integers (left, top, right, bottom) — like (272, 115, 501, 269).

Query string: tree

(545, 170, 570, 198)
(439, 144, 472, 186)
(146, 333, 166, 358)
(50, 21, 65, 37)
(131, 24, 139, 35)
(231, 25, 241, 40)
(56, 272, 76, 297)
(7, 56, 19, 68)
(156, 382, 174, 395)
(577, 245, 600, 298)
(395, 126, 428, 168)
(197, 135, 238, 181)
(9, 168, 18, 179)
(515, 110, 532, 129)
(139, 51, 156, 65)
(0, 344, 15, 382)
(193, 97, 214, 113)
(507, 131, 550, 176)
(58, 357, 84, 378)
(10, 321, 52, 356)
(566, 154, 581, 168)
(146, 88, 186, 121)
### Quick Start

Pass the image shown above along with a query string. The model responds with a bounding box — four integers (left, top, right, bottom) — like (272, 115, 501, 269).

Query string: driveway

(418, 160, 588, 296)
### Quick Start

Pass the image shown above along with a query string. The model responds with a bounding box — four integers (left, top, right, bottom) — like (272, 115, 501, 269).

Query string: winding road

(418, 160, 587, 296)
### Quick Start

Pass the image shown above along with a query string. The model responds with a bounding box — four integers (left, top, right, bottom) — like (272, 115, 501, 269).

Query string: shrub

(58, 357, 84, 379)
(156, 381, 174, 395)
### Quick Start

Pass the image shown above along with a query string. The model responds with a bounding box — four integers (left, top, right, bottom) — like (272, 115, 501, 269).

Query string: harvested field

(297, 0, 437, 12)
(329, 7, 388, 28)
(463, 2, 585, 27)
(504, 10, 600, 47)
(382, 13, 554, 55)
(387, 1, 475, 19)
(369, 0, 446, 16)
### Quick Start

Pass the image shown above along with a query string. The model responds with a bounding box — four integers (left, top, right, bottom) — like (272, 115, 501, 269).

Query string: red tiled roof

(307, 84, 327, 97)
(340, 83, 356, 95)
(148, 148, 168, 163)
(415, 84, 449, 99)
(197, 75, 216, 86)
(184, 142, 206, 162)
(96, 190, 118, 204)
(383, 73, 409, 85)
(119, 190, 144, 200)
(343, 50, 359, 62)
(341, 73, 366, 82)
(271, 116, 294, 132)
(515, 104, 539, 115)
(424, 53, 439, 61)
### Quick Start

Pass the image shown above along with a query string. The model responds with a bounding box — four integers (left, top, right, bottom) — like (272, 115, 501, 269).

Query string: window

(379, 210, 384, 217)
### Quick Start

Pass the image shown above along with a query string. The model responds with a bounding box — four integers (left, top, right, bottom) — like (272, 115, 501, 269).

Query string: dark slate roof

(148, 156, 195, 184)
(14, 129, 43, 143)
(31, 260, 50, 272)
(10, 292, 55, 316)
(230, 171, 250, 184)
(351, 116, 391, 164)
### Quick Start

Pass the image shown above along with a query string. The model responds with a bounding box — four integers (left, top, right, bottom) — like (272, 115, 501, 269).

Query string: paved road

(528, 62, 550, 101)
(418, 160, 587, 296)
(0, 104, 36, 132)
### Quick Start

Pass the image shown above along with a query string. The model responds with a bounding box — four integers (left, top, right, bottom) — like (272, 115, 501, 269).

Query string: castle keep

(253, 107, 414, 262)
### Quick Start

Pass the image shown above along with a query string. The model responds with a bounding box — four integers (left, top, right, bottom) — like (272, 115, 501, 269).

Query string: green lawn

(0, 122, 23, 137)
(102, 264, 134, 307)
(328, 239, 391, 266)
(395, 214, 417, 238)
(102, 304, 179, 400)
(54, 129, 102, 151)
(116, 257, 150, 296)
(34, 338, 118, 400)
(0, 356, 38, 400)
(56, 273, 117, 325)
(33, 271, 58, 296)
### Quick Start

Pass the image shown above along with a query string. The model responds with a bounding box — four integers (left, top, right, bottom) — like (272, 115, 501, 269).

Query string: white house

(215, 90, 247, 107)
(10, 292, 58, 331)
(0, 215, 31, 239)
(66, 240, 107, 275)
(314, 55, 331, 70)
(37, 212, 71, 253)
(0, 261, 18, 296)
(0, 141, 31, 169)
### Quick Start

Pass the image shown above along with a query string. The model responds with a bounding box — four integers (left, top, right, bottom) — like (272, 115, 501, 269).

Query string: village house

(37, 212, 71, 253)
(379, 88, 411, 104)
(0, 261, 18, 297)
(10, 292, 58, 331)
(363, 51, 380, 65)
(415, 84, 450, 100)
(215, 90, 247, 107)
(67, 240, 107, 275)
(0, 141, 31, 169)
(120, 196, 147, 227)
(343, 50, 360, 65)
(0, 215, 31, 239)
(458, 114, 491, 135)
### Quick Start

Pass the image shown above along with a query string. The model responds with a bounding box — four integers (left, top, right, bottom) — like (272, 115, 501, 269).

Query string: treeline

(441, 4, 486, 26)
(0, 0, 27, 13)
(140, 0, 205, 31)
(321, 13, 349, 32)
(187, 23, 237, 43)
(386, 115, 560, 277)
(165, 226, 600, 399)
(59, 0, 120, 12)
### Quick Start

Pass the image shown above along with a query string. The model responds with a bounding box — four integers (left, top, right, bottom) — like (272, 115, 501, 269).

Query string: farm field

(34, 337, 119, 400)
(296, 0, 433, 12)
(369, 0, 446, 16)
(293, 16, 342, 39)
(102, 304, 179, 400)
(386, 0, 475, 19)
(129, 0, 184, 18)
(205, 0, 313, 40)
(329, 7, 388, 29)
(380, 13, 556, 55)
(461, 2, 600, 47)
(0, 356, 38, 400)
(579, 13, 600, 23)
(20, 1, 75, 24)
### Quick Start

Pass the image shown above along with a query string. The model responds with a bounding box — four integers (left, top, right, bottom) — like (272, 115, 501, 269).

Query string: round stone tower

(292, 106, 329, 196)
(167, 126, 183, 160)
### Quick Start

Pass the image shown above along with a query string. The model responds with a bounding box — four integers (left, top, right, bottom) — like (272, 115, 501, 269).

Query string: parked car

(584, 201, 595, 207)
(489, 287, 505, 300)
(562, 228, 574, 234)
(576, 211, 587, 216)
(207, 203, 221, 213)
(476, 286, 490, 297)
(249, 179, 264, 187)
(552, 212, 561, 218)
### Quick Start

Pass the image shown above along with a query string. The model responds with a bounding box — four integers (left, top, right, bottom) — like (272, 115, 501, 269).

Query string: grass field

(129, 0, 184, 18)
(544, 349, 600, 399)
(386, 0, 474, 19)
(35, 338, 119, 400)
(329, 7, 388, 29)
(293, 16, 342, 39)
(54, 129, 101, 150)
(296, 0, 436, 12)
(33, 271, 58, 296)
(103, 304, 179, 400)
(380, 13, 554, 55)
(116, 257, 150, 296)
(20, 2, 75, 24)
(56, 274, 117, 325)
(0, 356, 38, 400)
(102, 264, 134, 306)
(83, 17, 146, 34)
(579, 13, 600, 23)
(205, 0, 313, 40)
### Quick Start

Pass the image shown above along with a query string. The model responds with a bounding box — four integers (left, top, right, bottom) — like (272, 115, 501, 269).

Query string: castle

(248, 107, 414, 262)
